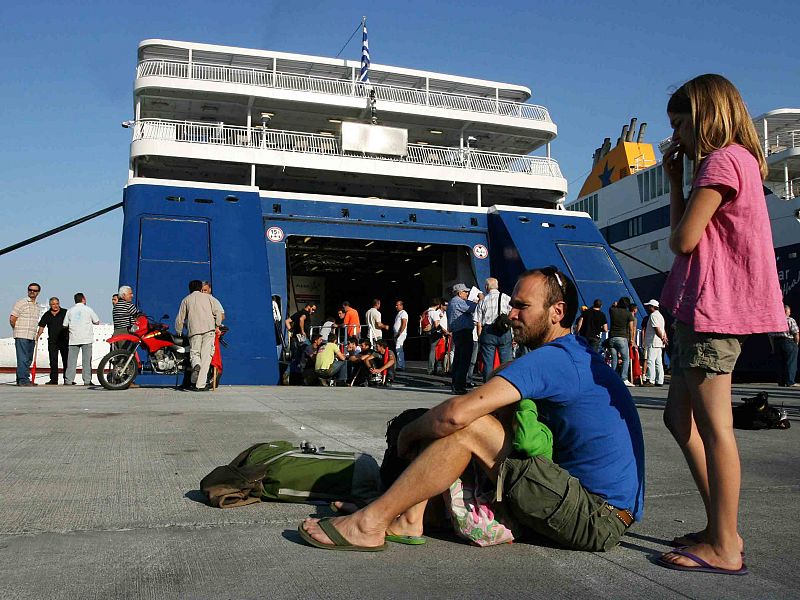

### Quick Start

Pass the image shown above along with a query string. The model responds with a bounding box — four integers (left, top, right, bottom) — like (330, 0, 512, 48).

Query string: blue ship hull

(120, 183, 645, 385)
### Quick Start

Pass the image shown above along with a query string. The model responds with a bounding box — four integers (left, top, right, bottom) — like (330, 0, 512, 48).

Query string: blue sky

(1, 0, 797, 322)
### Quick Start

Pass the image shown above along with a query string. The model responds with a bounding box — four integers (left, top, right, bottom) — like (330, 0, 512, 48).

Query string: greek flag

(359, 21, 370, 84)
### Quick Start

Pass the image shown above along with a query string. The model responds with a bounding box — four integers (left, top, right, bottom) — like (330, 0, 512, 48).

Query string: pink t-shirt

(660, 144, 785, 334)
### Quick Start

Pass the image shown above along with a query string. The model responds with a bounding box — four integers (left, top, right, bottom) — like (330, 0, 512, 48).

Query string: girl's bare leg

(662, 370, 743, 569)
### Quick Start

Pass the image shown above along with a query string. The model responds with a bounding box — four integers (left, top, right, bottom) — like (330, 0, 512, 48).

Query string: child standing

(658, 74, 785, 575)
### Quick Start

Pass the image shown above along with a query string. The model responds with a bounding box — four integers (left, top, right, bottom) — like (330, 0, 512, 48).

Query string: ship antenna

(335, 17, 365, 58)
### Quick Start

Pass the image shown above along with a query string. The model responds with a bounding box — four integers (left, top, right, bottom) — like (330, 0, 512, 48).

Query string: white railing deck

(136, 59, 553, 123)
(133, 119, 563, 178)
(766, 130, 800, 155)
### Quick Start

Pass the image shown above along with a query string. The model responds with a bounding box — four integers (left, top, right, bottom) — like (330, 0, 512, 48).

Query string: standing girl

(658, 74, 785, 575)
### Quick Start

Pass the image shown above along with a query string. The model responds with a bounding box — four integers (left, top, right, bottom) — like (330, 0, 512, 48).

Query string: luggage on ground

(201, 441, 383, 508)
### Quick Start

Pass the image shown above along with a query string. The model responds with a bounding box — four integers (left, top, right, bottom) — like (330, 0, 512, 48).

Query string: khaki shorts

(672, 321, 747, 377)
(498, 455, 628, 552)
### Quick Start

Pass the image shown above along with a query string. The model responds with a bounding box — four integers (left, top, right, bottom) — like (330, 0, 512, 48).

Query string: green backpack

(201, 441, 383, 508)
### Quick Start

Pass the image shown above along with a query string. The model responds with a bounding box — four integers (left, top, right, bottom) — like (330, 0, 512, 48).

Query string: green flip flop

(298, 518, 387, 552)
(385, 530, 426, 545)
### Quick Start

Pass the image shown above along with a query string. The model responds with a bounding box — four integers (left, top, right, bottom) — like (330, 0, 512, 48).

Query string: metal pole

(0, 202, 123, 257)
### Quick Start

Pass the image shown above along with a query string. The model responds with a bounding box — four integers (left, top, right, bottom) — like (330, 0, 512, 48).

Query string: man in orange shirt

(342, 301, 361, 338)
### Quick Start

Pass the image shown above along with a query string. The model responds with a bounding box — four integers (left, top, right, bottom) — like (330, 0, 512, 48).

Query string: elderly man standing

(37, 297, 69, 385)
(175, 280, 221, 392)
(10, 282, 42, 386)
(474, 277, 512, 383)
(113, 286, 141, 337)
(63, 293, 100, 386)
(298, 267, 645, 553)
(447, 283, 481, 395)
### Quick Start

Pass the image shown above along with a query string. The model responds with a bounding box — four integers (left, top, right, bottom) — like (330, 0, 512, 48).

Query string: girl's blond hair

(668, 74, 767, 180)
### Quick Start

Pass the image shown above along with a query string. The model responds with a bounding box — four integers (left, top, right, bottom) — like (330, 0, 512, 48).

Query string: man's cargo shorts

(498, 454, 631, 552)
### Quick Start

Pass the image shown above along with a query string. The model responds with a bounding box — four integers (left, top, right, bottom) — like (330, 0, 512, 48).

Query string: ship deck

(1, 371, 798, 599)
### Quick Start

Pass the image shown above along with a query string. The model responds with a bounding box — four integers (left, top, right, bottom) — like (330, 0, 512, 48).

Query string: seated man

(344, 336, 361, 381)
(370, 339, 397, 385)
(315, 334, 347, 385)
(349, 339, 379, 386)
(299, 267, 645, 552)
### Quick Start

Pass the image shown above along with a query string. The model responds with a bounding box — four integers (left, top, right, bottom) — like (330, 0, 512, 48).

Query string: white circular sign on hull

(266, 227, 285, 243)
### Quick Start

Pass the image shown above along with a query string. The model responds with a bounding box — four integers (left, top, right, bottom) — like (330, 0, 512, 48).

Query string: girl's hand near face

(662, 141, 684, 186)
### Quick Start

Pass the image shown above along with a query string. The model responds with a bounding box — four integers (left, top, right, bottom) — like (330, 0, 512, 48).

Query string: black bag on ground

(380, 408, 429, 489)
(732, 392, 790, 430)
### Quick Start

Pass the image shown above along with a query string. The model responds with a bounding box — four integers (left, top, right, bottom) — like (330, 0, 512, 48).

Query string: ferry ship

(567, 111, 800, 376)
(120, 37, 643, 384)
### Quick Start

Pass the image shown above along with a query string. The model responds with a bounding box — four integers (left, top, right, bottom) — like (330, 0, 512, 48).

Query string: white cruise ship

(118, 35, 643, 384)
(567, 111, 800, 376)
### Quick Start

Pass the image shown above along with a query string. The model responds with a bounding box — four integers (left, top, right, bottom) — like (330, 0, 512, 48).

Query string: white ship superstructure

(129, 39, 566, 206)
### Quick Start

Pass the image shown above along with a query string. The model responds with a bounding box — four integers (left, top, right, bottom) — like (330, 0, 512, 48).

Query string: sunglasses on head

(539, 265, 566, 296)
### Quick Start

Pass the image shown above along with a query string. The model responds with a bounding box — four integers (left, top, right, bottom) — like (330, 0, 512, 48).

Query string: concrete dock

(1, 372, 798, 599)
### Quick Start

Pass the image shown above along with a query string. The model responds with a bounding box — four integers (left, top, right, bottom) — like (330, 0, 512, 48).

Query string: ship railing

(133, 119, 563, 178)
(767, 178, 799, 200)
(766, 130, 800, 155)
(136, 59, 553, 123)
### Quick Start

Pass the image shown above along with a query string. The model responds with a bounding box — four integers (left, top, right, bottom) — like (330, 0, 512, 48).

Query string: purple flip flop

(657, 549, 748, 576)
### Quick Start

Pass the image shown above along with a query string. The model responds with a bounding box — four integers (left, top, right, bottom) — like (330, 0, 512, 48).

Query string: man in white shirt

(63, 293, 100, 386)
(473, 277, 512, 382)
(392, 300, 409, 371)
(365, 299, 388, 343)
(642, 299, 667, 386)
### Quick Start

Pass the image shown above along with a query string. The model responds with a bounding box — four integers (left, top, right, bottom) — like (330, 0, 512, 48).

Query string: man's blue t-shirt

(498, 334, 645, 520)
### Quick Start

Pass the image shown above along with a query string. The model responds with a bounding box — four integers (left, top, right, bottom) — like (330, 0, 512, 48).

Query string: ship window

(643, 172, 650, 202)
(656, 167, 663, 197)
(194, 198, 214, 204)
(518, 216, 531, 223)
(273, 203, 281, 213)
(649, 169, 657, 200)
(225, 195, 239, 203)
(637, 173, 645, 203)
(165, 195, 185, 202)
(470, 217, 478, 227)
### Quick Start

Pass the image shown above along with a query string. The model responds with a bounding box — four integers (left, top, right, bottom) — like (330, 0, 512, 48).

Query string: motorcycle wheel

(97, 349, 138, 390)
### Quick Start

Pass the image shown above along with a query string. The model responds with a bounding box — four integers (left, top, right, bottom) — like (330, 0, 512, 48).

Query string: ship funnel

(600, 137, 611, 158)
(620, 125, 629, 146)
(626, 118, 637, 142)
(637, 122, 647, 143)
(592, 147, 600, 167)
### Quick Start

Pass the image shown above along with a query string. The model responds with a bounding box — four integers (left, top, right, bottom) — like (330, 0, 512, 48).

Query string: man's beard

(512, 311, 551, 350)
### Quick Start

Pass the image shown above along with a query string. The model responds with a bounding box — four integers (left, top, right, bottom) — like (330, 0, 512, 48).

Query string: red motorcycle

(97, 314, 228, 390)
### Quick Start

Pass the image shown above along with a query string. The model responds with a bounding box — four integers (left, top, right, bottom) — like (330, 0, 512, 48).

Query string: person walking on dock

(175, 280, 222, 392)
(769, 304, 799, 387)
(9, 282, 42, 386)
(63, 293, 100, 386)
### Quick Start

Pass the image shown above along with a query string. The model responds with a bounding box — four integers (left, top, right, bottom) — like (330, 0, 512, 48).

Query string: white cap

(644, 299, 660, 308)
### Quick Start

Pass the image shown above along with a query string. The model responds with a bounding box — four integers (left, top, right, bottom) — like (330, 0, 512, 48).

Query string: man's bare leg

(301, 414, 511, 548)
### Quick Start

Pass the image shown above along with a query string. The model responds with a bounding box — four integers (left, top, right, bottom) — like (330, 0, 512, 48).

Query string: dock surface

(1, 374, 798, 599)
